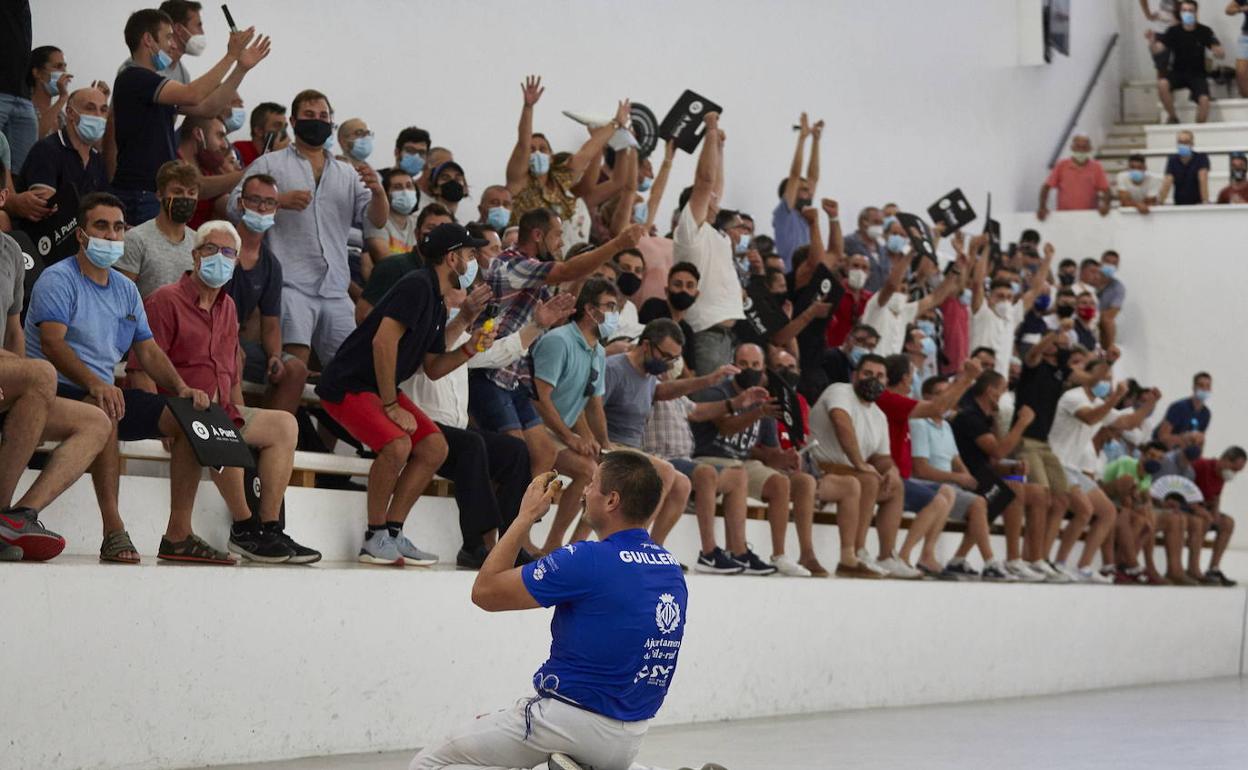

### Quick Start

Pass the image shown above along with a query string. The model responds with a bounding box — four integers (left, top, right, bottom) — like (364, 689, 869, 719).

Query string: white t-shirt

(1115, 171, 1160, 204)
(673, 205, 743, 333)
(364, 213, 419, 256)
(862, 293, 919, 356)
(1048, 387, 1111, 473)
(970, 300, 1024, 377)
(616, 299, 645, 340)
(809, 383, 890, 466)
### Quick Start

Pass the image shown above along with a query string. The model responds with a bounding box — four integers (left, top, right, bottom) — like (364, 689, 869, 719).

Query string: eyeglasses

(345, 128, 374, 141)
(594, 302, 619, 314)
(197, 244, 238, 259)
(584, 367, 599, 398)
(241, 194, 278, 211)
(647, 341, 681, 363)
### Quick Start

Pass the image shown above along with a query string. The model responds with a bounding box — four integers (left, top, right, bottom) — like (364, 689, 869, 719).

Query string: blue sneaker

(394, 533, 438, 566)
(694, 546, 745, 575)
(358, 531, 403, 566)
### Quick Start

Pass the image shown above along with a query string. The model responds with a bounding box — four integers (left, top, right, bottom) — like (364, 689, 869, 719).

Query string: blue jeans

(0, 94, 38, 173)
(110, 187, 161, 227)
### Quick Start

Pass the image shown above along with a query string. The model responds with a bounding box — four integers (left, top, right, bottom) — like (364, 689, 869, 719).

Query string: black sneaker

(1208, 569, 1238, 587)
(944, 559, 981, 581)
(694, 547, 745, 575)
(228, 527, 293, 563)
(732, 548, 778, 576)
(273, 529, 321, 564)
(457, 544, 489, 570)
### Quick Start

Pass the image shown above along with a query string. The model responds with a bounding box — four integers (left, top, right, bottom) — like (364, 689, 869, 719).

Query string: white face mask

(669, 356, 684, 379)
(993, 301, 1012, 318)
(847, 268, 868, 290)
(1221, 468, 1236, 482)
(866, 224, 884, 240)
(887, 293, 906, 314)
(183, 33, 207, 56)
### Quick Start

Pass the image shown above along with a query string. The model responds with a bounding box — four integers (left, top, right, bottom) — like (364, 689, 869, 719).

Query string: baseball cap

(421, 222, 488, 260)
(431, 160, 466, 181)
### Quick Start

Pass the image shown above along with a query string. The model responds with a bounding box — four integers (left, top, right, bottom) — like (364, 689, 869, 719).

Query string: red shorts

(321, 391, 441, 452)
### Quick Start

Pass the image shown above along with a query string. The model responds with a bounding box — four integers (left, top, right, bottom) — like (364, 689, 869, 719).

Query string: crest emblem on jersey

(655, 593, 681, 634)
(562, 543, 576, 555)
(532, 564, 546, 581)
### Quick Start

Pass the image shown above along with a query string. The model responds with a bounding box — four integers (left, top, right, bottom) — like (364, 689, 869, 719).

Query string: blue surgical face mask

(85, 236, 124, 268)
(224, 107, 246, 133)
(597, 310, 620, 340)
(734, 234, 750, 255)
(486, 206, 510, 230)
(882, 215, 898, 232)
(886, 233, 907, 254)
(1128, 169, 1146, 184)
(1008, 281, 1021, 295)
(399, 152, 425, 176)
(43, 70, 63, 96)
(1180, 10, 1196, 25)
(638, 177, 653, 192)
(389, 189, 417, 215)
(916, 319, 936, 337)
(153, 47, 173, 71)
(348, 135, 374, 162)
(198, 253, 236, 288)
(1177, 143, 1193, 158)
(959, 288, 972, 306)
(633, 201, 649, 224)
(849, 345, 869, 367)
(241, 208, 275, 233)
(458, 255, 479, 289)
(529, 151, 551, 175)
(1099, 264, 1117, 280)
(919, 336, 937, 358)
(1195, 388, 1212, 403)
(74, 112, 106, 143)
(1091, 380, 1111, 399)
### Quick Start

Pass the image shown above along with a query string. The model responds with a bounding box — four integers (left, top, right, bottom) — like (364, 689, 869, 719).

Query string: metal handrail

(1048, 32, 1120, 168)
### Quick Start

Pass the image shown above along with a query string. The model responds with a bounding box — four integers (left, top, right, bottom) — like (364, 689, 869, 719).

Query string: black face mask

(616, 272, 642, 297)
(1058, 273, 1075, 287)
(293, 118, 333, 147)
(1055, 304, 1076, 320)
(1143, 459, 1162, 475)
(776, 368, 800, 388)
(771, 291, 788, 305)
(440, 180, 466, 203)
(795, 197, 812, 210)
(853, 377, 885, 402)
(163, 196, 197, 225)
(668, 291, 696, 311)
(734, 369, 762, 389)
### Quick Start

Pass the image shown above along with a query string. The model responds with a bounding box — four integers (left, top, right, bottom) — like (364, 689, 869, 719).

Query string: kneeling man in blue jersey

(411, 452, 691, 770)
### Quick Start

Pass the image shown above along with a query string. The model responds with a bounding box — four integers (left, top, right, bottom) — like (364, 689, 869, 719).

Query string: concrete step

(1165, 97, 1248, 124)
(1144, 120, 1248, 151)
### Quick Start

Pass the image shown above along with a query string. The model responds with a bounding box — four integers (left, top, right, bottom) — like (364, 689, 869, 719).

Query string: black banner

(742, 278, 789, 340)
(659, 90, 723, 154)
(927, 188, 977, 236)
(166, 397, 256, 470)
(767, 371, 804, 446)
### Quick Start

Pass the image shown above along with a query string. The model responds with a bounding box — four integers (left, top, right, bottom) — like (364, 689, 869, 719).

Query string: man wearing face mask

(117, 160, 200, 297)
(317, 223, 496, 566)
(26, 192, 216, 565)
(391, 125, 431, 186)
(421, 160, 473, 221)
(228, 173, 308, 415)
(134, 220, 320, 564)
(771, 113, 822, 270)
(229, 89, 389, 369)
(1036, 133, 1111, 220)
(1096, 251, 1125, 350)
(335, 118, 374, 169)
(843, 206, 888, 293)
(1216, 151, 1248, 203)
(220, 96, 246, 137)
(358, 203, 454, 324)
(863, 226, 962, 357)
(111, 9, 270, 225)
(175, 115, 244, 228)
(1156, 370, 1213, 448)
(1150, 0, 1223, 123)
(476, 184, 513, 233)
(1116, 154, 1160, 213)
(1158, 129, 1210, 204)
(1188, 445, 1244, 585)
(363, 168, 422, 267)
(1072, 292, 1100, 351)
(117, 1, 201, 86)
(233, 102, 287, 167)
(639, 262, 701, 372)
(969, 240, 1050, 377)
(14, 87, 109, 265)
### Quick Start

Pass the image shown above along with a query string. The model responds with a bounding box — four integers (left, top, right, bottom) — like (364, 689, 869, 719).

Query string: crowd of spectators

(0, 2, 1240, 586)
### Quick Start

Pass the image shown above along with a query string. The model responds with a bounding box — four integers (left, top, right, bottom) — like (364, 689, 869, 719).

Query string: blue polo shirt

(25, 257, 153, 386)
(1165, 152, 1210, 205)
(521, 528, 688, 722)
(531, 322, 605, 428)
(1156, 396, 1211, 440)
(771, 199, 809, 270)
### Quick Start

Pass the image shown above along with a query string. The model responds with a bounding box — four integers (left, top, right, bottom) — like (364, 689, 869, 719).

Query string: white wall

(35, 0, 1121, 229)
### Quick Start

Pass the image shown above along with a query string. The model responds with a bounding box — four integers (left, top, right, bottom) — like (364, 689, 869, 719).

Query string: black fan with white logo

(630, 103, 659, 157)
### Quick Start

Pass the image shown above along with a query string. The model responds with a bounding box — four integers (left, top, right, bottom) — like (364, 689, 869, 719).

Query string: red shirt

(233, 139, 261, 168)
(875, 390, 919, 479)
(1044, 158, 1109, 211)
(825, 285, 873, 348)
(939, 294, 970, 376)
(141, 274, 243, 423)
(777, 392, 811, 450)
(1192, 458, 1225, 504)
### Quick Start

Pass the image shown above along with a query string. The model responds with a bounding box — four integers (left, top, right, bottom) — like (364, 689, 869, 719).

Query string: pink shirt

(634, 235, 674, 307)
(1045, 158, 1109, 211)
(939, 295, 969, 377)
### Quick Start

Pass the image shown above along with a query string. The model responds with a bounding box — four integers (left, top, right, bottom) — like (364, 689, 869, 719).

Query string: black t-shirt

(689, 380, 777, 460)
(111, 66, 177, 191)
(0, 1, 32, 100)
(791, 263, 845, 403)
(316, 267, 448, 402)
(16, 130, 109, 265)
(362, 251, 422, 306)
(226, 241, 283, 324)
(1013, 350, 1070, 441)
(1239, 0, 1248, 33)
(1165, 152, 1210, 205)
(951, 400, 997, 480)
(638, 297, 696, 370)
(1159, 23, 1219, 74)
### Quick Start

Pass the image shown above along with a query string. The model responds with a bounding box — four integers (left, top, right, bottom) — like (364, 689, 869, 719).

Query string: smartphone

(222, 4, 237, 32)
(262, 131, 276, 154)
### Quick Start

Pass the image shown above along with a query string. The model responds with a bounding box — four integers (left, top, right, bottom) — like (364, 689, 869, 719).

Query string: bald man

(337, 118, 374, 166)
(1037, 133, 1110, 221)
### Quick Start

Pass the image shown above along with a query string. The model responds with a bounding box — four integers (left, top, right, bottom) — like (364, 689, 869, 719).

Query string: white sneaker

(1033, 559, 1071, 584)
(1006, 559, 1046, 583)
(1054, 561, 1082, 583)
(770, 553, 812, 577)
(856, 547, 890, 577)
(877, 555, 922, 580)
(1078, 566, 1114, 584)
(982, 559, 1020, 582)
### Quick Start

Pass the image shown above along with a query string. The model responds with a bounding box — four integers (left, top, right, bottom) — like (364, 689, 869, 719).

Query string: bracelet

(828, 216, 838, 222)
(460, 342, 477, 358)
(382, 400, 398, 409)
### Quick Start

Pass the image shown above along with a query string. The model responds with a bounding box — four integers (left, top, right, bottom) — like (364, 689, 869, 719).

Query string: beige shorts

(693, 456, 777, 498)
(1017, 437, 1068, 495)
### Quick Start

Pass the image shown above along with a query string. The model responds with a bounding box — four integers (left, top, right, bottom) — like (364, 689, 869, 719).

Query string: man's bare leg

(367, 436, 411, 526)
(1041, 491, 1068, 558)
(1077, 489, 1118, 569)
(790, 472, 819, 569)
(874, 469, 905, 559)
(384, 433, 449, 524)
(1055, 489, 1093, 564)
(1210, 513, 1235, 572)
(817, 472, 860, 566)
(761, 472, 791, 557)
(719, 467, 749, 556)
(691, 464, 722, 555)
(898, 485, 952, 566)
(0, 358, 55, 507)
(1158, 78, 1177, 121)
(264, 357, 309, 415)
(1187, 513, 1210, 580)
(1022, 483, 1049, 562)
(17, 398, 111, 512)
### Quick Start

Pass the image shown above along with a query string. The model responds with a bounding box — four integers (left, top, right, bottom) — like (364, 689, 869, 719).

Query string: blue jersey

(521, 528, 688, 722)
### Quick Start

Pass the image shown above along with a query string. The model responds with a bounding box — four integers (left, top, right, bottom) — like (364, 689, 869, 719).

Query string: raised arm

(1074, 382, 1128, 425)
(568, 100, 631, 182)
(178, 35, 270, 117)
(970, 235, 989, 313)
(685, 113, 721, 227)
(807, 119, 823, 195)
(781, 113, 809, 210)
(916, 254, 966, 315)
(873, 250, 909, 309)
(655, 363, 738, 401)
(605, 149, 637, 238)
(975, 404, 1034, 460)
(546, 223, 645, 284)
(505, 76, 543, 195)
(910, 359, 982, 419)
(644, 139, 676, 230)
(1018, 243, 1054, 312)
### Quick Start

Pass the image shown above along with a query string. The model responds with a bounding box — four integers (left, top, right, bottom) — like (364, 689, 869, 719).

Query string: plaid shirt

(643, 396, 696, 460)
(482, 247, 555, 391)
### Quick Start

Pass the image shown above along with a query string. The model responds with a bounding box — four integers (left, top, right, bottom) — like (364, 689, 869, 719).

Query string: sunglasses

(584, 367, 599, 398)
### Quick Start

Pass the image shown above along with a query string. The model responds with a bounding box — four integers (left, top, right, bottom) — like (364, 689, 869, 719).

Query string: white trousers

(410, 696, 649, 770)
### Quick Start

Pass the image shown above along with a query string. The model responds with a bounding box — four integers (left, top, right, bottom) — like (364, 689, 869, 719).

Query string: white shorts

(411, 695, 649, 770)
(280, 289, 356, 367)
(1063, 466, 1099, 494)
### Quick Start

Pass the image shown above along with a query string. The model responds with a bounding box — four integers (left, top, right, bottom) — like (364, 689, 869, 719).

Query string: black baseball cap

(421, 222, 488, 260)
